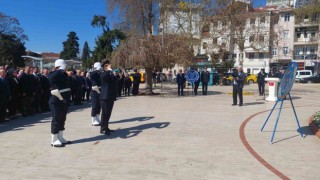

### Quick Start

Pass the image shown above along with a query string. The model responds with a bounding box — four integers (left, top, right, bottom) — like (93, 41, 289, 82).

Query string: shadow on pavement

(110, 116, 155, 124)
(265, 126, 312, 144)
(0, 102, 92, 134)
(72, 122, 170, 144)
(243, 102, 265, 106)
(297, 126, 314, 136)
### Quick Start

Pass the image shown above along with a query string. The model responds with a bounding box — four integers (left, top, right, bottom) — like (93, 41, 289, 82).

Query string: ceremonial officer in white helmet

(90, 62, 102, 126)
(48, 59, 72, 147)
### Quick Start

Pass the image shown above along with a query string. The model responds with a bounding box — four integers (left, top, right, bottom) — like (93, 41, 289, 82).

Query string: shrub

(314, 111, 320, 128)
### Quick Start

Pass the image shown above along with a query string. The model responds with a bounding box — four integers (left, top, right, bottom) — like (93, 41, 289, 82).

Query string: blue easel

(260, 62, 304, 144)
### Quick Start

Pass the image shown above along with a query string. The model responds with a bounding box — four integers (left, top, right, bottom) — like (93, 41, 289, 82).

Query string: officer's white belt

(59, 88, 71, 93)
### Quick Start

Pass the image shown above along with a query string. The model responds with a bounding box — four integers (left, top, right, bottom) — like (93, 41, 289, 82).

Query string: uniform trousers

(100, 100, 114, 130)
(91, 92, 101, 117)
(49, 97, 69, 134)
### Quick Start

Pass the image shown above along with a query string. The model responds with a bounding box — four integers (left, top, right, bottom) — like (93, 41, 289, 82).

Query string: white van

(295, 70, 313, 82)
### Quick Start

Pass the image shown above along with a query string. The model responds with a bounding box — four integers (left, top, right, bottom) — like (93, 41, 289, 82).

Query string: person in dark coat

(73, 70, 83, 105)
(18, 66, 34, 117)
(32, 67, 42, 113)
(124, 73, 132, 96)
(85, 72, 92, 101)
(7, 69, 20, 118)
(90, 62, 102, 126)
(0, 69, 10, 122)
(257, 68, 267, 96)
(201, 67, 210, 95)
(67, 69, 75, 103)
(193, 69, 201, 95)
(100, 60, 117, 135)
(176, 69, 186, 96)
(48, 59, 72, 147)
(132, 70, 141, 96)
(40, 68, 51, 112)
(232, 67, 245, 106)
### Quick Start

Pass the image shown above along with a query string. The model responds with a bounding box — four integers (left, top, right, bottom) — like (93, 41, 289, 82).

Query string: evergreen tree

(81, 41, 91, 68)
(60, 31, 80, 60)
(0, 33, 26, 67)
(91, 15, 126, 62)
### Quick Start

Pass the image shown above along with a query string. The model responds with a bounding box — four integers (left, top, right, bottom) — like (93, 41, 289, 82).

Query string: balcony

(294, 54, 318, 60)
(294, 37, 319, 45)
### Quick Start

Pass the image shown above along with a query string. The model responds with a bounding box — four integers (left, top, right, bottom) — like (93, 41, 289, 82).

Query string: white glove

(92, 86, 101, 94)
(51, 89, 64, 101)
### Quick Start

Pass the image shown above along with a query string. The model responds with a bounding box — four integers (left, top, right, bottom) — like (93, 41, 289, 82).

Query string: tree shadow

(0, 102, 92, 134)
(72, 122, 170, 144)
(109, 116, 154, 124)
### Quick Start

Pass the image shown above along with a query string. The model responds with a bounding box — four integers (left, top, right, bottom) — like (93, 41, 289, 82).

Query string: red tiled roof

(41, 52, 60, 58)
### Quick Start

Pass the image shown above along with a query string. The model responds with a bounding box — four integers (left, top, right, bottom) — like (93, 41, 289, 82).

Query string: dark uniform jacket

(257, 72, 267, 84)
(48, 69, 71, 104)
(176, 73, 186, 85)
(201, 71, 210, 83)
(124, 77, 132, 88)
(133, 72, 141, 84)
(232, 72, 245, 88)
(90, 70, 101, 96)
(100, 70, 117, 101)
(40, 74, 51, 97)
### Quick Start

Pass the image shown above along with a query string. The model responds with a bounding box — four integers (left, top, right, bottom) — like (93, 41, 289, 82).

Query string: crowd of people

(0, 64, 142, 124)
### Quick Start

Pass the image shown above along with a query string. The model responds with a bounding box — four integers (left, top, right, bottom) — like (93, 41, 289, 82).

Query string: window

(283, 30, 289, 39)
(284, 13, 290, 21)
(232, 54, 237, 59)
(249, 36, 255, 43)
(260, 17, 266, 23)
(213, 38, 218, 44)
(297, 32, 301, 38)
(250, 18, 255, 25)
(203, 42, 208, 49)
(283, 47, 289, 55)
(259, 35, 264, 42)
(249, 53, 254, 59)
(311, 32, 316, 38)
(310, 47, 316, 54)
(312, 13, 318, 22)
(306, 72, 311, 75)
(304, 14, 309, 21)
(259, 53, 264, 59)
(272, 48, 277, 56)
(233, 38, 238, 44)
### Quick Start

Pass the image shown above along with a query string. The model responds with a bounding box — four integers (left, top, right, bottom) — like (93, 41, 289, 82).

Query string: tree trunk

(145, 68, 153, 95)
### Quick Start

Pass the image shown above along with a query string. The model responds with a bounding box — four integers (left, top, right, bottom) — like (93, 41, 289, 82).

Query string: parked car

(223, 72, 257, 85)
(295, 70, 313, 82)
(300, 74, 320, 83)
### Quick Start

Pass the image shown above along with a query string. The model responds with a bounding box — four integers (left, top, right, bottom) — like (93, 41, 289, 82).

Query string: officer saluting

(90, 62, 102, 126)
(100, 60, 117, 135)
(48, 59, 72, 147)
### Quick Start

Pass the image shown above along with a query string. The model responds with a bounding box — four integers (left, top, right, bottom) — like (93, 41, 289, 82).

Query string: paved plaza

(0, 83, 320, 179)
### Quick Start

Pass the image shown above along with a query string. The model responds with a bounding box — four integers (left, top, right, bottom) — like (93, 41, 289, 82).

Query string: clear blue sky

(0, 0, 266, 54)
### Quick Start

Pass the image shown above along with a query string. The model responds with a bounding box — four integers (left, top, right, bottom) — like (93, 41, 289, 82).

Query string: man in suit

(40, 68, 51, 112)
(176, 69, 186, 96)
(100, 60, 117, 135)
(0, 69, 10, 122)
(73, 70, 83, 105)
(90, 62, 102, 126)
(201, 67, 210, 95)
(7, 69, 20, 118)
(18, 66, 34, 117)
(232, 67, 245, 107)
(193, 69, 201, 95)
(132, 69, 141, 96)
(32, 67, 42, 113)
(48, 59, 72, 147)
(257, 68, 267, 96)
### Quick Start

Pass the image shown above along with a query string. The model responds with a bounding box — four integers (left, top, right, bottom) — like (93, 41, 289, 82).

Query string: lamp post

(304, 30, 309, 70)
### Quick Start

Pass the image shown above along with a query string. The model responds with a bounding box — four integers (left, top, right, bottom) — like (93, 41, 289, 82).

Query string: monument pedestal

(265, 78, 280, 102)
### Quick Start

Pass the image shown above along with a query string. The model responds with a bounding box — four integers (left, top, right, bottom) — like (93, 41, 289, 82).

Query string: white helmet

(93, 62, 102, 70)
(55, 59, 66, 70)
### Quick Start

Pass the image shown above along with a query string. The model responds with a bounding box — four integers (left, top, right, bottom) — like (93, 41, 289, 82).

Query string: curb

(308, 115, 320, 138)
